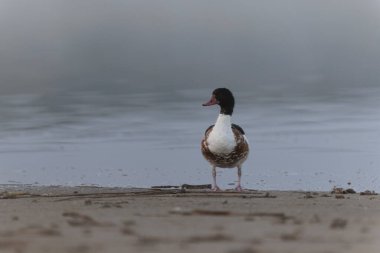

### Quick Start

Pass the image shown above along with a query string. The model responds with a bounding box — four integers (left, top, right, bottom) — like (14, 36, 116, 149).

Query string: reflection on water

(0, 87, 379, 191)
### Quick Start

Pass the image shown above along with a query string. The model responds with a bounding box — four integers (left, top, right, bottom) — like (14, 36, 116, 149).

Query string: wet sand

(0, 186, 379, 253)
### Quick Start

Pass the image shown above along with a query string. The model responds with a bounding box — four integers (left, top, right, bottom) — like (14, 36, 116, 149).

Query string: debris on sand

(330, 218, 347, 229)
(181, 184, 212, 190)
(0, 191, 30, 199)
(331, 187, 356, 194)
(246, 212, 297, 224)
(169, 207, 231, 216)
(345, 188, 356, 194)
(151, 185, 180, 189)
(186, 233, 233, 243)
(120, 226, 135, 235)
(62, 212, 109, 227)
(36, 228, 62, 236)
(151, 184, 212, 190)
(242, 192, 276, 199)
(136, 236, 163, 246)
(359, 190, 378, 196)
(191, 209, 231, 216)
(304, 192, 315, 199)
(169, 208, 296, 224)
(0, 226, 61, 237)
(84, 200, 92, 206)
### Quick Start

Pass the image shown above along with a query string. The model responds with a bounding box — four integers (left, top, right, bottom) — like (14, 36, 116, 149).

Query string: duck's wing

(231, 125, 250, 165)
(201, 125, 214, 161)
(231, 124, 245, 135)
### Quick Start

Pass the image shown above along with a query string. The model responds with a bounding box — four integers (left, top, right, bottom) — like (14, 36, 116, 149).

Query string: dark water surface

(0, 87, 379, 191)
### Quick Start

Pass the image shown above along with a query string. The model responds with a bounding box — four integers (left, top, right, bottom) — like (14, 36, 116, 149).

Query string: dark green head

(203, 88, 235, 115)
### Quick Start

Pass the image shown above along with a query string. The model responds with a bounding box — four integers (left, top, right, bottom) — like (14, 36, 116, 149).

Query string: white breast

(207, 114, 236, 154)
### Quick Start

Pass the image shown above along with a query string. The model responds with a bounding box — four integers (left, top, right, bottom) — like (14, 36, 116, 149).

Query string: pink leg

(235, 166, 242, 192)
(212, 166, 221, 191)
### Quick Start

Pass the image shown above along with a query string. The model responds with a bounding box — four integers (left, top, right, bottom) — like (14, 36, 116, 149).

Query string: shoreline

(1, 186, 379, 253)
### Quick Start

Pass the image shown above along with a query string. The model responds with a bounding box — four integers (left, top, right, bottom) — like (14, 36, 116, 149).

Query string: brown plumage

(201, 125, 249, 168)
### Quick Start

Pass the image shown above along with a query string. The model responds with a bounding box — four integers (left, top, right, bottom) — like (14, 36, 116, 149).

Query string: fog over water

(0, 1, 379, 191)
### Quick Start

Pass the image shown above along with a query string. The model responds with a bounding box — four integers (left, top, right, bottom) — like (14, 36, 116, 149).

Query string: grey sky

(1, 0, 380, 94)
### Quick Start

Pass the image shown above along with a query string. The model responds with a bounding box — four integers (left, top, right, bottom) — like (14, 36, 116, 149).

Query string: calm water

(0, 87, 379, 191)
(1, 1, 380, 191)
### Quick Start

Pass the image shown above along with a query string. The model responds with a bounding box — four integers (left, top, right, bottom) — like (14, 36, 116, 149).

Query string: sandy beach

(0, 185, 379, 253)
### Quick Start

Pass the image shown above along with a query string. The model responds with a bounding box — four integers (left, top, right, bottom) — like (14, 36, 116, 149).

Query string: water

(0, 87, 379, 191)
(1, 1, 380, 191)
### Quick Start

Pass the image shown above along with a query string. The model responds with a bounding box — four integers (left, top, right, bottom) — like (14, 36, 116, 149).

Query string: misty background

(2, 1, 380, 94)
(0, 1, 379, 191)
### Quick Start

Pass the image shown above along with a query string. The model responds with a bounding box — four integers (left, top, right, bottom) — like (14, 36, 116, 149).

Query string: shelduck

(201, 88, 249, 191)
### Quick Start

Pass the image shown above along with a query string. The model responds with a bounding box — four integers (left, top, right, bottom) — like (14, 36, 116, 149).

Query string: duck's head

(203, 88, 235, 115)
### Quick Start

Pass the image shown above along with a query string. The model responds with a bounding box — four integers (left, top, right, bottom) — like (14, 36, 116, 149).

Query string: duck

(201, 88, 249, 191)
